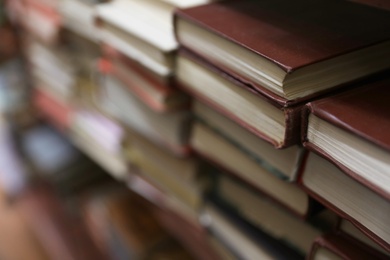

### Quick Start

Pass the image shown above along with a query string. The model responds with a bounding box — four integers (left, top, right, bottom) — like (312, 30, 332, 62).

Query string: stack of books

(174, 0, 390, 258)
(7, 0, 390, 259)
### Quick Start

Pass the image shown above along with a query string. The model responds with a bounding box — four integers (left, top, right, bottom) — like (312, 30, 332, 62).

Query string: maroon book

(298, 152, 390, 251)
(302, 76, 390, 200)
(175, 0, 390, 104)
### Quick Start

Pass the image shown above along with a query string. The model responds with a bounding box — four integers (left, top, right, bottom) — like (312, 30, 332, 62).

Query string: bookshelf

(2, 0, 390, 259)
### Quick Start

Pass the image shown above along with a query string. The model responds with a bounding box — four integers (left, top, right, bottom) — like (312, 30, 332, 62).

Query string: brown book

(338, 219, 390, 257)
(177, 50, 303, 148)
(191, 120, 311, 217)
(308, 233, 388, 260)
(298, 152, 390, 251)
(302, 76, 390, 200)
(175, 0, 390, 104)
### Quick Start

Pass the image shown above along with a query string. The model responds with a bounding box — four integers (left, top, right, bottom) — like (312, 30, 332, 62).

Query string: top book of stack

(175, 0, 390, 106)
(96, 0, 219, 76)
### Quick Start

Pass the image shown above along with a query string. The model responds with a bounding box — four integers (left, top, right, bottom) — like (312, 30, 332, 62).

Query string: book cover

(302, 76, 390, 199)
(175, 0, 390, 103)
(298, 152, 390, 251)
(178, 50, 303, 148)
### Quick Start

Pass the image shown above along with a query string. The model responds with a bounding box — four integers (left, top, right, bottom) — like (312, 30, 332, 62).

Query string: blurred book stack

(3, 0, 390, 259)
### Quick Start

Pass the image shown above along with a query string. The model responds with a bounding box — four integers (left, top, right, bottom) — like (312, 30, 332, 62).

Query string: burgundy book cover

(302, 76, 390, 199)
(178, 50, 303, 149)
(297, 152, 390, 252)
(175, 0, 390, 105)
(33, 88, 73, 132)
(309, 233, 388, 260)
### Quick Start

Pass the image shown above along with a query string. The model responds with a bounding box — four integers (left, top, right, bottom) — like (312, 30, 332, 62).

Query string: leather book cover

(175, 0, 390, 105)
(302, 76, 390, 199)
(308, 233, 388, 260)
(297, 152, 390, 252)
(177, 49, 303, 148)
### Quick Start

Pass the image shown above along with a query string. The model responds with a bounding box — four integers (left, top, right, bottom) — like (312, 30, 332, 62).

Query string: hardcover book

(101, 48, 190, 112)
(338, 219, 390, 256)
(193, 100, 303, 180)
(98, 75, 191, 156)
(308, 233, 388, 260)
(302, 76, 390, 200)
(201, 202, 303, 259)
(96, 0, 218, 76)
(177, 51, 303, 148)
(175, 0, 390, 103)
(32, 88, 73, 131)
(299, 152, 390, 251)
(191, 120, 310, 217)
(209, 172, 336, 255)
(125, 130, 209, 212)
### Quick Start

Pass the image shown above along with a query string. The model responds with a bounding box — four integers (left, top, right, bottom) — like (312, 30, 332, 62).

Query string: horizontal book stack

(7, 0, 390, 258)
(174, 0, 390, 258)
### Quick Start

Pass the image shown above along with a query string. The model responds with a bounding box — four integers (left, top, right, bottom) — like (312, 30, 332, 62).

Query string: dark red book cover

(302, 76, 390, 199)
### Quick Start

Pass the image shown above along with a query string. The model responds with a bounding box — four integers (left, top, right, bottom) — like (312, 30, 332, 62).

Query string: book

(298, 152, 390, 251)
(191, 120, 309, 216)
(98, 74, 191, 156)
(32, 88, 73, 131)
(175, 0, 390, 102)
(26, 39, 77, 102)
(59, 0, 102, 42)
(302, 76, 390, 199)
(68, 109, 127, 180)
(338, 219, 390, 256)
(101, 48, 190, 112)
(96, 0, 177, 76)
(308, 233, 388, 260)
(152, 204, 221, 260)
(96, 0, 216, 76)
(128, 172, 200, 225)
(82, 185, 169, 260)
(193, 100, 303, 181)
(17, 0, 62, 44)
(177, 50, 303, 148)
(124, 129, 209, 212)
(210, 172, 336, 255)
(201, 202, 303, 260)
